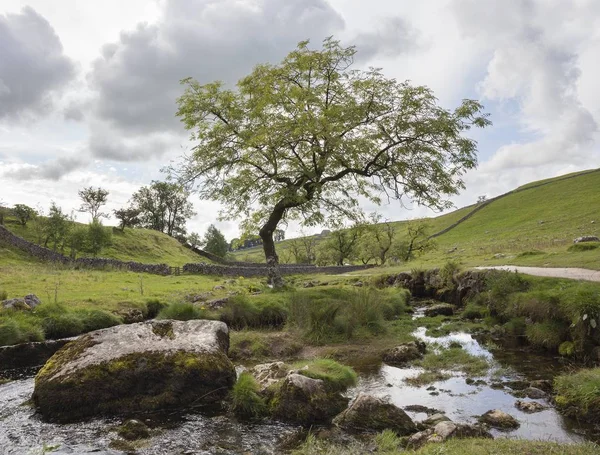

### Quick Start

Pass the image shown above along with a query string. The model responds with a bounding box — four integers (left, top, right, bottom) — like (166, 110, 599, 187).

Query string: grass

(295, 359, 358, 392)
(554, 368, 600, 420)
(404, 371, 451, 387)
(292, 433, 600, 455)
(416, 346, 490, 376)
(229, 372, 267, 419)
(235, 168, 600, 270)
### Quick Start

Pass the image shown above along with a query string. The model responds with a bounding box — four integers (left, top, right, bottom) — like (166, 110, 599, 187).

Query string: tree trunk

(259, 205, 287, 288)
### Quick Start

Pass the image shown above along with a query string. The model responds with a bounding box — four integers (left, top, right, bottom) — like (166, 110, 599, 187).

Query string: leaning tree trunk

(259, 205, 287, 288)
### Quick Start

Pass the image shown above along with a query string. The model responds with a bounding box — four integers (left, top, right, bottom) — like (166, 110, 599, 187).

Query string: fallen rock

(424, 304, 455, 317)
(515, 400, 547, 413)
(117, 419, 150, 440)
(574, 236, 600, 243)
(33, 319, 236, 422)
(479, 409, 520, 430)
(422, 413, 451, 426)
(249, 361, 290, 392)
(2, 294, 41, 310)
(333, 393, 416, 435)
(407, 421, 492, 449)
(383, 341, 426, 366)
(269, 373, 348, 425)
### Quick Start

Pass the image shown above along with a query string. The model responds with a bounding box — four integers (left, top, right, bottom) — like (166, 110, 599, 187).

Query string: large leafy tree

(201, 224, 229, 258)
(12, 204, 37, 227)
(175, 38, 490, 286)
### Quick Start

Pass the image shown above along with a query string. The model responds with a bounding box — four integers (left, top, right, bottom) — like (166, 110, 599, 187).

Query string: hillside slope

(233, 168, 600, 269)
(2, 218, 205, 266)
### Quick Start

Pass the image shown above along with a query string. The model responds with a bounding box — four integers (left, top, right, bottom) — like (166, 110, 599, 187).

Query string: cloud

(353, 16, 420, 61)
(0, 7, 76, 121)
(86, 0, 345, 161)
(2, 154, 89, 181)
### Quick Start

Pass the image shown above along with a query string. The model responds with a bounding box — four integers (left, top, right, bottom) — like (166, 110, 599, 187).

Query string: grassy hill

(2, 217, 206, 267)
(233, 168, 600, 270)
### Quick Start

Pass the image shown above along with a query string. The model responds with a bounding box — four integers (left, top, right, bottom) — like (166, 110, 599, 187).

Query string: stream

(1, 314, 598, 454)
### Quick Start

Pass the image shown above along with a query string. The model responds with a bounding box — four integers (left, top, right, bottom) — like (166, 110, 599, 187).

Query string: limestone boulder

(250, 361, 290, 392)
(33, 319, 236, 422)
(333, 393, 416, 435)
(515, 400, 546, 413)
(407, 421, 492, 449)
(269, 373, 348, 425)
(479, 409, 520, 430)
(2, 294, 41, 310)
(383, 341, 426, 366)
(574, 236, 600, 243)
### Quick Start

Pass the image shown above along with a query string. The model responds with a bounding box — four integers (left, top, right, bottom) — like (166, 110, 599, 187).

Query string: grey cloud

(89, 129, 176, 162)
(87, 0, 345, 161)
(353, 17, 420, 61)
(0, 7, 76, 121)
(4, 154, 89, 181)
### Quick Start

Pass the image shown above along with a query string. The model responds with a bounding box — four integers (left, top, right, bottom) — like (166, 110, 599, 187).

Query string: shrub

(0, 317, 44, 346)
(42, 314, 85, 339)
(461, 302, 487, 320)
(503, 317, 527, 337)
(229, 372, 267, 419)
(517, 250, 545, 257)
(297, 359, 357, 392)
(525, 321, 567, 350)
(554, 368, 600, 420)
(157, 302, 211, 321)
(439, 260, 462, 289)
(76, 309, 121, 332)
(219, 295, 288, 329)
(568, 243, 599, 252)
(506, 290, 561, 322)
(146, 299, 168, 319)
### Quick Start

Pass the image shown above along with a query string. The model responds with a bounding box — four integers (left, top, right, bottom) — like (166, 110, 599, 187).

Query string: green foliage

(12, 204, 36, 226)
(157, 302, 212, 321)
(113, 206, 141, 231)
(0, 289, 7, 300)
(78, 186, 109, 221)
(85, 220, 112, 257)
(44, 202, 72, 252)
(0, 316, 44, 346)
(417, 346, 490, 375)
(559, 341, 575, 357)
(439, 260, 462, 289)
(77, 309, 121, 332)
(568, 242, 599, 252)
(229, 372, 267, 419)
(525, 321, 568, 350)
(218, 295, 288, 329)
(404, 371, 451, 387)
(461, 302, 488, 320)
(145, 299, 168, 319)
(41, 313, 85, 339)
(554, 368, 600, 419)
(297, 359, 357, 392)
(201, 224, 229, 257)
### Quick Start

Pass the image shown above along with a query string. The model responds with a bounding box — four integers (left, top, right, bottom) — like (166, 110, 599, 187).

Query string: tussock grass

(568, 242, 599, 252)
(156, 302, 215, 321)
(404, 371, 451, 387)
(554, 368, 600, 420)
(295, 359, 357, 392)
(229, 372, 267, 419)
(416, 346, 490, 376)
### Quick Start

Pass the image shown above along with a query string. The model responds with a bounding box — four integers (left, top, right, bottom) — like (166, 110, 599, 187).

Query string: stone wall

(183, 262, 374, 276)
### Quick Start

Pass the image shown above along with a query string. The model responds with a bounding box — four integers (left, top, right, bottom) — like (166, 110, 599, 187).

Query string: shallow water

(1, 320, 598, 454)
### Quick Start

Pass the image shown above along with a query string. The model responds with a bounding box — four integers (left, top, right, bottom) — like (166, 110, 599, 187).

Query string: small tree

(175, 38, 490, 286)
(274, 229, 286, 242)
(186, 232, 201, 248)
(78, 187, 109, 222)
(318, 225, 363, 266)
(113, 206, 141, 231)
(44, 203, 71, 252)
(395, 220, 436, 262)
(85, 220, 112, 257)
(359, 215, 396, 265)
(202, 224, 229, 258)
(67, 225, 88, 259)
(12, 204, 37, 227)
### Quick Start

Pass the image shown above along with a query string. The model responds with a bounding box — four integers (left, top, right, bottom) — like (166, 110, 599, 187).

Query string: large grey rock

(574, 236, 600, 243)
(479, 409, 520, 430)
(33, 320, 235, 422)
(269, 373, 348, 425)
(2, 294, 41, 310)
(407, 421, 492, 448)
(383, 341, 426, 366)
(424, 304, 455, 317)
(333, 393, 416, 435)
(250, 361, 290, 392)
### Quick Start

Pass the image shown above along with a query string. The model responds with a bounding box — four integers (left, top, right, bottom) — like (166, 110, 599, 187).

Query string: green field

(233, 168, 600, 271)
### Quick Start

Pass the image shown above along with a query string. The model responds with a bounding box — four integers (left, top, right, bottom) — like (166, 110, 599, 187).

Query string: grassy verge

(554, 368, 600, 421)
(292, 432, 600, 455)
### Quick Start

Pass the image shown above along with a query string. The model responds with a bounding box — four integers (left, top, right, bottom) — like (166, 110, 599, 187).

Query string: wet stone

(515, 400, 547, 413)
(117, 419, 150, 440)
(514, 387, 547, 399)
(480, 409, 520, 430)
(423, 413, 451, 426)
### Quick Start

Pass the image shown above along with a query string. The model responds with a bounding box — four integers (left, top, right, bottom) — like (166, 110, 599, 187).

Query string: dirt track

(475, 266, 600, 282)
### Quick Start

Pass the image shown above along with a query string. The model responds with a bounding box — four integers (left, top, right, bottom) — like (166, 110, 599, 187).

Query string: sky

(1, 0, 599, 240)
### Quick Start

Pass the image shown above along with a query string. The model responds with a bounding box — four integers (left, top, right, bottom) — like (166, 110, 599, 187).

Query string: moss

(151, 320, 175, 339)
(34, 342, 235, 422)
(295, 359, 357, 392)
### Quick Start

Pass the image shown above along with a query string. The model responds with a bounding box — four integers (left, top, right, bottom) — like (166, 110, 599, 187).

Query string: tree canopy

(175, 38, 490, 285)
(78, 187, 109, 222)
(201, 224, 229, 258)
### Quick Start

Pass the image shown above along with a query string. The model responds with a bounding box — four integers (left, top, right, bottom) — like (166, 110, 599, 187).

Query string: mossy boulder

(33, 319, 235, 422)
(383, 341, 426, 366)
(268, 373, 348, 425)
(332, 393, 417, 435)
(424, 303, 455, 317)
(479, 409, 520, 430)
